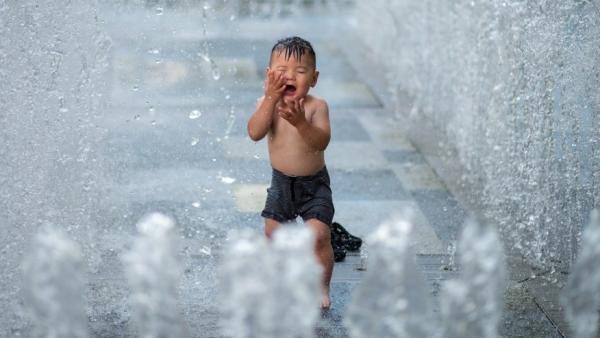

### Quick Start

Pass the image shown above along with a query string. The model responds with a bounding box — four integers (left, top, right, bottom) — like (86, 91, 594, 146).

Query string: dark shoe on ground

(331, 238, 347, 262)
(332, 222, 362, 251)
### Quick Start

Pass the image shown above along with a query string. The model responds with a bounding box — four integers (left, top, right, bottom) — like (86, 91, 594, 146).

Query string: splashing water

(220, 226, 321, 338)
(1, 0, 109, 331)
(123, 213, 185, 338)
(561, 210, 600, 338)
(22, 227, 89, 338)
(353, 0, 600, 270)
(439, 218, 506, 338)
(200, 1, 220, 81)
(189, 109, 202, 119)
(223, 105, 236, 139)
(345, 216, 434, 338)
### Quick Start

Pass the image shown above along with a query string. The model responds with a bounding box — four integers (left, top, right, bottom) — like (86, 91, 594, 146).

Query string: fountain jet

(440, 217, 506, 338)
(220, 226, 321, 338)
(123, 213, 186, 338)
(22, 227, 89, 338)
(345, 216, 434, 338)
(561, 210, 600, 338)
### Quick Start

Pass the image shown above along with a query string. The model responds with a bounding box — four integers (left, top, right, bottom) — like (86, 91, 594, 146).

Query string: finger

(278, 106, 291, 115)
(279, 111, 290, 121)
(276, 73, 285, 85)
(278, 107, 292, 117)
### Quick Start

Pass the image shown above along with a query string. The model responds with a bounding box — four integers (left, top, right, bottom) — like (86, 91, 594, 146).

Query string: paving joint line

(532, 297, 567, 338)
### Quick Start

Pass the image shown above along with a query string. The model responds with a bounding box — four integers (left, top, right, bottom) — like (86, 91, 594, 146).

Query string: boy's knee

(264, 218, 280, 239)
(309, 221, 331, 248)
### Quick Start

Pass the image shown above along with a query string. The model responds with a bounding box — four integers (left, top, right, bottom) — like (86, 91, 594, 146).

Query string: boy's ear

(311, 70, 319, 87)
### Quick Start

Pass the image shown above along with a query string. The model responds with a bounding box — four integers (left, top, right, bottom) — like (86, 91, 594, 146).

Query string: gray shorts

(261, 166, 335, 226)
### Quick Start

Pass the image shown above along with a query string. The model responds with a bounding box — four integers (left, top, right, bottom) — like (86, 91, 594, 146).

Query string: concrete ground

(86, 5, 570, 337)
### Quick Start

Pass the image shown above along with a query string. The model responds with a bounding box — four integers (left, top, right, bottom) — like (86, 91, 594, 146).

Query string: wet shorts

(261, 166, 335, 226)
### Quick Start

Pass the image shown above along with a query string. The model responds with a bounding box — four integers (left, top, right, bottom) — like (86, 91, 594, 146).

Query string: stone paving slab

(391, 163, 448, 191)
(410, 190, 467, 241)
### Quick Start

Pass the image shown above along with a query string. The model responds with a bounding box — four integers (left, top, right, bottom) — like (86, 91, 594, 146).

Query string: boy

(247, 36, 334, 309)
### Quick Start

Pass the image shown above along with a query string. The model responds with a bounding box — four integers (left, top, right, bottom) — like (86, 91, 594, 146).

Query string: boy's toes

(320, 295, 331, 310)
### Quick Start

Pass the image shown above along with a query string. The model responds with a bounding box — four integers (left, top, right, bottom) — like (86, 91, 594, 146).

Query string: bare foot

(321, 294, 331, 309)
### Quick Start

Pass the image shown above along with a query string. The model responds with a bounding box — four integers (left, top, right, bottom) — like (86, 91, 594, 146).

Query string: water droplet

(148, 106, 155, 113)
(225, 94, 231, 100)
(155, 7, 164, 15)
(253, 154, 260, 159)
(151, 120, 156, 125)
(189, 110, 202, 119)
(132, 85, 139, 91)
(197, 52, 210, 63)
(190, 137, 199, 146)
(192, 202, 201, 208)
(220, 176, 236, 184)
(199, 246, 211, 256)
(211, 65, 221, 81)
(212, 158, 217, 162)
(229, 15, 236, 21)
(134, 114, 141, 120)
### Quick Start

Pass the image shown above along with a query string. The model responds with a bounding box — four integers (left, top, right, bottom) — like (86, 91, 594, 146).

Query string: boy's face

(268, 51, 319, 101)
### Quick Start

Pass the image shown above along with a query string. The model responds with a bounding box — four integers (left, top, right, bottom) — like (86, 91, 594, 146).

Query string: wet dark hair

(269, 36, 316, 68)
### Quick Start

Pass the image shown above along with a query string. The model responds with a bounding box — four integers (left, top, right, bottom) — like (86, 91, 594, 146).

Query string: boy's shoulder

(305, 94, 329, 111)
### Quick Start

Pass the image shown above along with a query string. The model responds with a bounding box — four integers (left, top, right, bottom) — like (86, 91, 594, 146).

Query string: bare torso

(268, 95, 327, 176)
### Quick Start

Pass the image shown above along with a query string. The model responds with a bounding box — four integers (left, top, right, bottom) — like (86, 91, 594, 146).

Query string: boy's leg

(264, 218, 281, 239)
(305, 218, 334, 309)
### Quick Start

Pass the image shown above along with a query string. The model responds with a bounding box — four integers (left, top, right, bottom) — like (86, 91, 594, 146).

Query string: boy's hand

(278, 98, 307, 127)
(264, 69, 286, 101)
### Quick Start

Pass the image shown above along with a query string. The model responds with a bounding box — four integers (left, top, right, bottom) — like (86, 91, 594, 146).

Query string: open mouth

(283, 84, 296, 96)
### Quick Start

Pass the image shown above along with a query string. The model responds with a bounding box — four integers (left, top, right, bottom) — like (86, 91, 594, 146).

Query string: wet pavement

(89, 5, 570, 338)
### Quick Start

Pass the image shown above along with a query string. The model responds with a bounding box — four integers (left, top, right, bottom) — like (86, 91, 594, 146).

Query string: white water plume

(345, 216, 434, 338)
(123, 213, 185, 338)
(220, 226, 321, 338)
(440, 218, 506, 338)
(22, 227, 89, 338)
(561, 210, 600, 338)
(354, 0, 600, 270)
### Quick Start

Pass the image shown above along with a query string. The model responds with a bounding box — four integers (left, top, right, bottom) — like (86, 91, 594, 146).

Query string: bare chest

(271, 107, 314, 141)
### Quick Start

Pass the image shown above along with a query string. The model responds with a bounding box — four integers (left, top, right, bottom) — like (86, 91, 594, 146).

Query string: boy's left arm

(278, 98, 331, 151)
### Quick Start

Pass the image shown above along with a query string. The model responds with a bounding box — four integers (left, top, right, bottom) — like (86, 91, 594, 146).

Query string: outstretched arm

(278, 98, 331, 151)
(247, 71, 286, 141)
